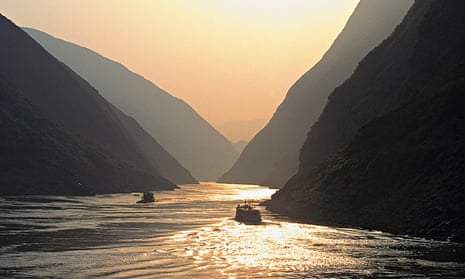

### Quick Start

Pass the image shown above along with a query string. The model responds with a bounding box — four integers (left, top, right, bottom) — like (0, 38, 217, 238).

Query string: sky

(0, 0, 359, 140)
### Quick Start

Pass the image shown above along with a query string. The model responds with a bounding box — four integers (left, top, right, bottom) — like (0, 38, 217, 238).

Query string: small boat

(136, 192, 155, 203)
(234, 200, 262, 224)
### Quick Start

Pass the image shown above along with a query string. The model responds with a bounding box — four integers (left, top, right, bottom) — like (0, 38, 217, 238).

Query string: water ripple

(1, 183, 464, 278)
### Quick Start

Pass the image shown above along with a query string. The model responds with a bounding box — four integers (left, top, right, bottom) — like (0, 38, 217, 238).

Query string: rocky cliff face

(220, 0, 413, 187)
(267, 0, 465, 242)
(0, 14, 177, 194)
(24, 28, 237, 181)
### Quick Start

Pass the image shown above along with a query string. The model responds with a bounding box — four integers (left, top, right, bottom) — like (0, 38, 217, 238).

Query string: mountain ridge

(0, 75, 174, 195)
(24, 28, 238, 181)
(267, 0, 465, 242)
(0, 14, 184, 193)
(219, 0, 414, 187)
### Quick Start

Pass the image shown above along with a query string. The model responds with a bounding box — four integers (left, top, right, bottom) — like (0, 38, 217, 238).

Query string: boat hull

(235, 207, 262, 224)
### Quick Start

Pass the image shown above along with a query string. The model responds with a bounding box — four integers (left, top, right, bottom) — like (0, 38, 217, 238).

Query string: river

(1, 183, 464, 278)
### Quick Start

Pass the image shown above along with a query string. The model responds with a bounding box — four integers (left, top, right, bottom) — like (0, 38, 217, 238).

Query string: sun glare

(233, 185, 278, 202)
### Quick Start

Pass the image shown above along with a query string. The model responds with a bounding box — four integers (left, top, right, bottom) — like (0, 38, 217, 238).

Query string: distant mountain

(0, 77, 172, 195)
(220, 0, 414, 187)
(0, 14, 185, 193)
(217, 118, 267, 142)
(267, 0, 465, 242)
(232, 141, 248, 154)
(24, 28, 238, 181)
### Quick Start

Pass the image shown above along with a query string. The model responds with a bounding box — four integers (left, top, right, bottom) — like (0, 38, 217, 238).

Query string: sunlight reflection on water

(172, 220, 370, 278)
(1, 183, 464, 278)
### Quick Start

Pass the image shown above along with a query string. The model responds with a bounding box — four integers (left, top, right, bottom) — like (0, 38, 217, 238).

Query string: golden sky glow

(0, 0, 358, 136)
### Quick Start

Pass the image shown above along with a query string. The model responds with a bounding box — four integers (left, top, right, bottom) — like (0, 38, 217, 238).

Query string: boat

(136, 191, 155, 203)
(234, 200, 262, 224)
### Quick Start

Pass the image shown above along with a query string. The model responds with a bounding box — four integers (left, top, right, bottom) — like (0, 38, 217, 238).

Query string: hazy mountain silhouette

(220, 0, 414, 187)
(0, 77, 173, 195)
(267, 0, 465, 242)
(0, 14, 190, 193)
(232, 140, 248, 154)
(24, 28, 238, 181)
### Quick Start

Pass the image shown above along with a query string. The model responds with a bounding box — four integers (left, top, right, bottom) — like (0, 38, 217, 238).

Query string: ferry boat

(136, 192, 155, 203)
(234, 200, 262, 224)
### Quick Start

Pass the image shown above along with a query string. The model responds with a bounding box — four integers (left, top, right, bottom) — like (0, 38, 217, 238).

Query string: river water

(1, 183, 464, 278)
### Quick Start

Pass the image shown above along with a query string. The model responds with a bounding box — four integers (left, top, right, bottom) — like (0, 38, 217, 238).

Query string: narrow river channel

(1, 183, 464, 278)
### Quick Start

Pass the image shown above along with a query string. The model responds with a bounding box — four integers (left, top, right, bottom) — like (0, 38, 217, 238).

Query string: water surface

(1, 183, 464, 278)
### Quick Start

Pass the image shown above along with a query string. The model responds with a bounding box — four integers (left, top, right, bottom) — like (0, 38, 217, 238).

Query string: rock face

(220, 0, 414, 187)
(0, 14, 179, 194)
(24, 28, 238, 181)
(267, 0, 465, 243)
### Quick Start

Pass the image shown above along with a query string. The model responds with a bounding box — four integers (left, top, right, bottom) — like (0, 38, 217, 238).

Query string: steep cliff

(24, 28, 237, 181)
(268, 0, 465, 242)
(220, 0, 413, 187)
(0, 14, 177, 193)
(0, 77, 173, 195)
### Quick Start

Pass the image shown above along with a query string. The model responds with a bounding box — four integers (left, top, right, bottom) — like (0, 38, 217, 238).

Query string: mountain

(220, 0, 414, 187)
(0, 14, 186, 193)
(24, 28, 238, 181)
(267, 0, 465, 242)
(232, 141, 248, 154)
(0, 77, 172, 195)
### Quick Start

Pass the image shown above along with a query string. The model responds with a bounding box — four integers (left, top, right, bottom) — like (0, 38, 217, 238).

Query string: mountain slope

(24, 28, 238, 181)
(220, 0, 413, 187)
(0, 14, 179, 192)
(267, 0, 465, 242)
(0, 77, 173, 195)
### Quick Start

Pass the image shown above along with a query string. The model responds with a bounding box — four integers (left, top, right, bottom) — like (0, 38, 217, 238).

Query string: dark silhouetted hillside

(24, 28, 238, 181)
(220, 0, 413, 187)
(0, 14, 182, 193)
(0, 77, 173, 195)
(267, 0, 465, 242)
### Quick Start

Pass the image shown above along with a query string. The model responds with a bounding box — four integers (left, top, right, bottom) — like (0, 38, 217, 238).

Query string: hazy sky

(1, 0, 358, 130)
